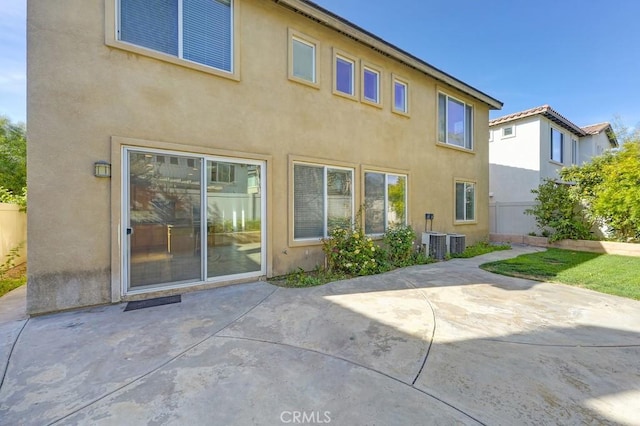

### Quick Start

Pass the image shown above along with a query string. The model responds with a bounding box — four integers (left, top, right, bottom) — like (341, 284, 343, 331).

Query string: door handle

(126, 228, 133, 235)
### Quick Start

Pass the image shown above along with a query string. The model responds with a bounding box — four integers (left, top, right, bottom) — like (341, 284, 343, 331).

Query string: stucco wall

(28, 0, 494, 314)
(489, 118, 540, 203)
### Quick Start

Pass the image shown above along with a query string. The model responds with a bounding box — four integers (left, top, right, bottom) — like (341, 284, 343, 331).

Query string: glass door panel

(128, 152, 202, 288)
(206, 161, 262, 278)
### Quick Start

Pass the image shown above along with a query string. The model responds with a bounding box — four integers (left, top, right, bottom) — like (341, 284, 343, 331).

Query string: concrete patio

(1, 245, 639, 425)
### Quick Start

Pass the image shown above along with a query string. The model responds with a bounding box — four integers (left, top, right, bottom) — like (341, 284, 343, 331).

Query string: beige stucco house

(27, 0, 502, 314)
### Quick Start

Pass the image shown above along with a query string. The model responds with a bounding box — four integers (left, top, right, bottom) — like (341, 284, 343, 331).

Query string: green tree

(0, 116, 27, 195)
(387, 176, 406, 224)
(560, 137, 640, 241)
(525, 179, 593, 242)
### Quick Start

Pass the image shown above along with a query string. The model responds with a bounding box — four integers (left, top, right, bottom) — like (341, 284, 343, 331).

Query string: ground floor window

(455, 181, 475, 222)
(293, 163, 354, 240)
(124, 148, 265, 293)
(364, 172, 407, 234)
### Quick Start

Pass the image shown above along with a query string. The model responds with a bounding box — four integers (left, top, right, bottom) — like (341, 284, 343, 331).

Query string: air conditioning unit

(446, 234, 466, 255)
(422, 232, 447, 260)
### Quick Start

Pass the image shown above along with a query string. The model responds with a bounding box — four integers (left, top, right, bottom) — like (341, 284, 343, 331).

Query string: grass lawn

(0, 263, 26, 298)
(0, 276, 26, 298)
(450, 241, 511, 258)
(481, 248, 640, 300)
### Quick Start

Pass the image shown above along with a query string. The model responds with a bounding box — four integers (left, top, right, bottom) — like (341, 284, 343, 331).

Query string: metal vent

(422, 232, 447, 260)
(446, 234, 466, 255)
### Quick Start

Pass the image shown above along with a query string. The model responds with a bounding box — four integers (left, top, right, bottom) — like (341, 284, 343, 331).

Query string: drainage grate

(124, 295, 181, 312)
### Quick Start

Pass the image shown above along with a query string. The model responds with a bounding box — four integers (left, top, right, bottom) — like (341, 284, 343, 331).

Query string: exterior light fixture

(94, 161, 111, 178)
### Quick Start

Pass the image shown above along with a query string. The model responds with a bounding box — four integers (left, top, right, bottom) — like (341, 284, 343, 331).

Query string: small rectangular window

(551, 128, 564, 163)
(335, 55, 355, 96)
(187, 159, 195, 168)
(156, 155, 165, 163)
(502, 126, 514, 138)
(290, 34, 316, 84)
(362, 66, 380, 104)
(170, 157, 179, 165)
(571, 139, 578, 165)
(392, 77, 408, 115)
(455, 181, 475, 222)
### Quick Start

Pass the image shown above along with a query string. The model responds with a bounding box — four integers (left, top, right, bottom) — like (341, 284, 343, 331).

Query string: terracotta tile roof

(489, 105, 587, 137)
(581, 122, 611, 135)
(581, 122, 619, 147)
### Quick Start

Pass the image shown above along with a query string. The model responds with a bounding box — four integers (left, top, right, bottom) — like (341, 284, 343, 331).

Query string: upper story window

(362, 65, 381, 105)
(289, 30, 318, 87)
(571, 139, 578, 165)
(551, 128, 564, 163)
(502, 126, 515, 138)
(118, 0, 233, 73)
(392, 76, 409, 115)
(438, 93, 473, 150)
(334, 54, 356, 97)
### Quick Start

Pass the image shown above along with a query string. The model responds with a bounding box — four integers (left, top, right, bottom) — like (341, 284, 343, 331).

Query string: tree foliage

(562, 141, 640, 241)
(528, 135, 640, 242)
(0, 116, 27, 204)
(525, 179, 593, 242)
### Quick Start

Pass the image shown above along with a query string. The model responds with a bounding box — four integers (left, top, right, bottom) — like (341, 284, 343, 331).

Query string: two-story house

(488, 105, 617, 236)
(27, 0, 502, 314)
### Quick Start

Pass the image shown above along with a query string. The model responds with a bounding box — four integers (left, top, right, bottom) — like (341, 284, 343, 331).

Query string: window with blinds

(119, 0, 232, 73)
(293, 164, 354, 240)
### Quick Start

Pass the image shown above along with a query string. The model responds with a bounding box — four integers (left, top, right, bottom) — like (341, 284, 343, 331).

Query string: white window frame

(438, 92, 474, 150)
(392, 75, 409, 116)
(364, 171, 408, 236)
(502, 125, 515, 138)
(292, 162, 355, 241)
(550, 127, 564, 163)
(288, 29, 319, 88)
(121, 145, 267, 296)
(106, 0, 239, 80)
(454, 180, 476, 223)
(361, 62, 382, 107)
(333, 49, 358, 100)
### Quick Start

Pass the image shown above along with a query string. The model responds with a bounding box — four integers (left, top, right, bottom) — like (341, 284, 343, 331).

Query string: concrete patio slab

(1, 244, 639, 425)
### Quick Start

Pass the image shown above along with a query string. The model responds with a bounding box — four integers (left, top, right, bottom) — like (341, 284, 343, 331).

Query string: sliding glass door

(124, 149, 265, 293)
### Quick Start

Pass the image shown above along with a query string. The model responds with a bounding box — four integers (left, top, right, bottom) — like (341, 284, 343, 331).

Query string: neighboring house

(488, 105, 618, 235)
(27, 0, 502, 314)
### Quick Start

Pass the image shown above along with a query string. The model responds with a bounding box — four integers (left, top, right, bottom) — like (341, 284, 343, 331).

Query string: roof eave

(275, 0, 503, 110)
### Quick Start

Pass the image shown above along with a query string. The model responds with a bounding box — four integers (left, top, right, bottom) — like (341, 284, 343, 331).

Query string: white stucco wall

(489, 118, 540, 203)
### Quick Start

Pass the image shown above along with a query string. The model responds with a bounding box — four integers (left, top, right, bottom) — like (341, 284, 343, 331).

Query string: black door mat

(124, 295, 181, 312)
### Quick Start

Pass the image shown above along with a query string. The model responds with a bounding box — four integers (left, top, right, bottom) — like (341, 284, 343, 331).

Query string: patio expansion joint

(0, 318, 29, 393)
(214, 334, 487, 426)
(46, 285, 279, 426)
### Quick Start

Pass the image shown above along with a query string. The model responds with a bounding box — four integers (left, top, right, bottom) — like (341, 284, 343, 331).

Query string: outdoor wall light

(94, 161, 111, 178)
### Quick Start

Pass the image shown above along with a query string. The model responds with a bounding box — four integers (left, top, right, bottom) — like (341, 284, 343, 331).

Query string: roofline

(582, 122, 619, 148)
(489, 105, 586, 137)
(273, 0, 503, 110)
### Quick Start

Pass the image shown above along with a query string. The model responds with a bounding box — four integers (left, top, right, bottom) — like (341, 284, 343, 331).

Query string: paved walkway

(1, 245, 639, 425)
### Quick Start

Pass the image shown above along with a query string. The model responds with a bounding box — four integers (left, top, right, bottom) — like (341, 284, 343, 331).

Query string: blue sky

(1, 0, 639, 129)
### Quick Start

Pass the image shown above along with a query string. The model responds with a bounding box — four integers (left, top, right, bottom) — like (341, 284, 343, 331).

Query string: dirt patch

(3, 262, 26, 279)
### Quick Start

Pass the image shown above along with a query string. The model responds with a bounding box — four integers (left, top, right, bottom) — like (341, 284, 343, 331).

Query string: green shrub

(525, 179, 592, 242)
(383, 225, 417, 267)
(322, 226, 388, 276)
